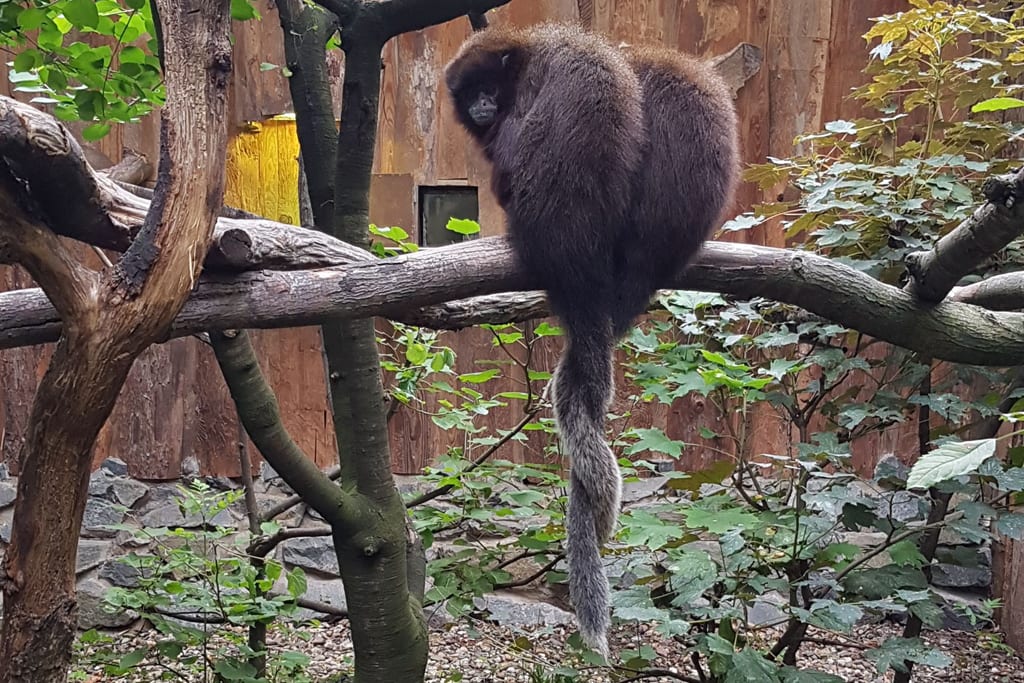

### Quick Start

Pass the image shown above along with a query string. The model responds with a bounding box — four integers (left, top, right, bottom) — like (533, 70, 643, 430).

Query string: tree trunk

(0, 1, 232, 680)
(321, 29, 429, 683)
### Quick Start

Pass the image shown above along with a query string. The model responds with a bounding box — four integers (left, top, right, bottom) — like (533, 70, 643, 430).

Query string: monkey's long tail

(552, 314, 621, 660)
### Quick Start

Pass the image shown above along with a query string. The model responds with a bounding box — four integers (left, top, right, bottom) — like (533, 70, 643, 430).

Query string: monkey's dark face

(466, 85, 499, 127)
(445, 47, 519, 139)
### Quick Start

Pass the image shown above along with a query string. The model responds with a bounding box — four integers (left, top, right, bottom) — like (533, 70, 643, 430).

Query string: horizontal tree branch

(949, 271, 1024, 310)
(2, 237, 1024, 366)
(374, 0, 512, 39)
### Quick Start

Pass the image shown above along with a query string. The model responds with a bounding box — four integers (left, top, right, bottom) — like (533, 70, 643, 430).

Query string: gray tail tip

(578, 622, 611, 661)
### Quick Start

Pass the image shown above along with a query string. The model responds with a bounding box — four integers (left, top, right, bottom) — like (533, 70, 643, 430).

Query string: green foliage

(728, 0, 1024, 282)
(0, 0, 261, 138)
(75, 481, 313, 682)
(400, 4, 1024, 681)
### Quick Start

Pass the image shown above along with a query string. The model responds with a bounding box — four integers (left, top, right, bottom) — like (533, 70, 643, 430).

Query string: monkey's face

(445, 46, 519, 139)
(466, 85, 499, 127)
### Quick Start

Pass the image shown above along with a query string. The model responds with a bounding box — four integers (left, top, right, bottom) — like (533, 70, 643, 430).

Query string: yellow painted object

(224, 116, 301, 224)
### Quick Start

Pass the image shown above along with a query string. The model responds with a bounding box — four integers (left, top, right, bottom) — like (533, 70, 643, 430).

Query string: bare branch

(905, 168, 1024, 302)
(373, 0, 512, 39)
(209, 329, 359, 530)
(0, 190, 96, 320)
(949, 271, 1024, 310)
(309, 0, 356, 24)
(3, 239, 1024, 366)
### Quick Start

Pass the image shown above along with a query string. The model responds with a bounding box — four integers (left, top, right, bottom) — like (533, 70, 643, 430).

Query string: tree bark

(2, 237, 1024, 366)
(0, 2, 232, 680)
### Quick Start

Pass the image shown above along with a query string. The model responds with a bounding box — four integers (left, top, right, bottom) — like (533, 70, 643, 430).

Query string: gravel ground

(77, 618, 1024, 682)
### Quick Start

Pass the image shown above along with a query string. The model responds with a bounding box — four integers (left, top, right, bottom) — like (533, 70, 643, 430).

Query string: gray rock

(99, 559, 144, 588)
(181, 456, 199, 478)
(282, 536, 339, 576)
(99, 458, 129, 477)
(0, 520, 10, 543)
(747, 591, 788, 627)
(839, 531, 891, 568)
(76, 539, 112, 574)
(474, 591, 575, 628)
(931, 563, 992, 590)
(0, 482, 17, 508)
(138, 503, 187, 529)
(288, 574, 347, 621)
(76, 578, 136, 629)
(877, 490, 924, 523)
(82, 499, 126, 538)
(137, 486, 189, 527)
(206, 476, 238, 491)
(932, 587, 993, 631)
(621, 476, 669, 505)
(88, 469, 114, 498)
(260, 461, 279, 483)
(111, 478, 149, 508)
(874, 454, 910, 486)
(0, 463, 9, 480)
(932, 545, 992, 591)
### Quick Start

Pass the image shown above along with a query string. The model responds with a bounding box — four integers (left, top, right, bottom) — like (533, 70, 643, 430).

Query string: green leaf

(118, 648, 147, 668)
(624, 427, 684, 458)
(17, 8, 47, 31)
(64, 0, 100, 28)
(843, 565, 927, 600)
(446, 217, 480, 235)
(12, 49, 41, 73)
(794, 601, 863, 632)
(82, 123, 111, 141)
(619, 510, 688, 548)
(683, 506, 759, 535)
(815, 542, 859, 568)
(996, 467, 1024, 492)
(726, 648, 781, 682)
(865, 636, 951, 674)
(458, 369, 499, 384)
(666, 549, 717, 605)
(824, 119, 858, 134)
(888, 539, 927, 567)
(971, 97, 1024, 113)
(230, 0, 260, 21)
(906, 439, 996, 489)
(780, 668, 845, 683)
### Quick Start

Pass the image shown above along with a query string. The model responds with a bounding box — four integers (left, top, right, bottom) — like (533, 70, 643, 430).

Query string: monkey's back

(611, 46, 740, 332)
(483, 24, 647, 321)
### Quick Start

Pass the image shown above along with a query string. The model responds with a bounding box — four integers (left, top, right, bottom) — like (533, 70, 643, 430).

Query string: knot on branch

(982, 170, 1023, 208)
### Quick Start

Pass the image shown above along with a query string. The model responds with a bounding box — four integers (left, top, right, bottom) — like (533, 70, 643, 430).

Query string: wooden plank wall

(0, 0, 917, 481)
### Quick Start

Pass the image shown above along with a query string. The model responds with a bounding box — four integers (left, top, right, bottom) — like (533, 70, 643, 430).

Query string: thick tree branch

(3, 239, 1024, 365)
(949, 271, 1024, 310)
(905, 168, 1024, 302)
(0, 191, 96, 320)
(209, 330, 360, 530)
(311, 0, 356, 25)
(373, 0, 512, 39)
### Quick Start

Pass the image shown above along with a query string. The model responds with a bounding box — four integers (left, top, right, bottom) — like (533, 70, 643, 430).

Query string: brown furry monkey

(445, 22, 739, 657)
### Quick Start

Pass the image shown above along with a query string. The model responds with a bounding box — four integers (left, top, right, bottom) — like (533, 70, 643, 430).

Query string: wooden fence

(0, 0, 923, 481)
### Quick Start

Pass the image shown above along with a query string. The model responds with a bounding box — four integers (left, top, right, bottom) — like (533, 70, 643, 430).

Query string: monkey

(445, 22, 739, 658)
